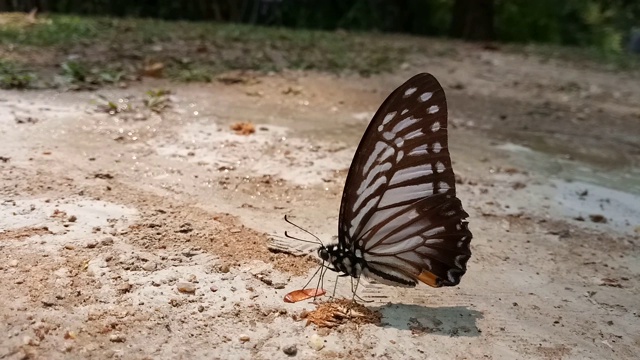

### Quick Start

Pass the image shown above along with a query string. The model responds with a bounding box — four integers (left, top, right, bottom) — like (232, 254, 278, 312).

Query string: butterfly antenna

(283, 215, 324, 247)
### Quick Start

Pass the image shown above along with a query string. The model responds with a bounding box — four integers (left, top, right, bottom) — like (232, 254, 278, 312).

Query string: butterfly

(311, 73, 473, 291)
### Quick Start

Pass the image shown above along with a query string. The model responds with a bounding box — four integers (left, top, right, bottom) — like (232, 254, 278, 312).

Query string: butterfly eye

(317, 248, 329, 261)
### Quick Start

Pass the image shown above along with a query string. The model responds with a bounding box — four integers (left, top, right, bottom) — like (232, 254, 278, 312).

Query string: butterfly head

(317, 244, 338, 263)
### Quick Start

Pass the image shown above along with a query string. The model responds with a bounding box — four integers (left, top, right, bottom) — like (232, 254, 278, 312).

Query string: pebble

(282, 344, 297, 356)
(219, 264, 230, 273)
(9, 259, 18, 267)
(101, 237, 114, 246)
(177, 282, 196, 294)
(85, 240, 98, 249)
(239, 334, 250, 342)
(41, 297, 56, 307)
(209, 285, 218, 292)
(117, 283, 132, 294)
(142, 261, 157, 271)
(308, 334, 324, 351)
(109, 334, 126, 343)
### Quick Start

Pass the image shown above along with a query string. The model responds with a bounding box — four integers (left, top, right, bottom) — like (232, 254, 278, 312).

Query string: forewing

(338, 73, 472, 287)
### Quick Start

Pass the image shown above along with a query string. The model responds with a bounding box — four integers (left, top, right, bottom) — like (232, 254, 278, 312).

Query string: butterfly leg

(330, 274, 339, 300)
(312, 264, 327, 302)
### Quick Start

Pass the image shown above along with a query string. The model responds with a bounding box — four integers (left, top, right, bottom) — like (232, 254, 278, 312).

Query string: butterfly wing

(338, 73, 472, 288)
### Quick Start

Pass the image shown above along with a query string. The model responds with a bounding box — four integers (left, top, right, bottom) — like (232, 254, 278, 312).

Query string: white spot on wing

(394, 138, 404, 147)
(455, 254, 468, 268)
(368, 236, 423, 255)
(396, 150, 404, 162)
(383, 111, 397, 125)
(435, 161, 445, 173)
(354, 175, 387, 211)
(404, 87, 417, 97)
(357, 161, 391, 195)
(428, 105, 439, 114)
(424, 238, 445, 246)
(350, 195, 380, 230)
(378, 184, 432, 208)
(401, 109, 409, 115)
(363, 142, 386, 175)
(419, 92, 433, 102)
(409, 144, 429, 156)
(431, 121, 441, 132)
(383, 132, 395, 140)
(391, 116, 419, 134)
(432, 142, 442, 153)
(377, 125, 383, 132)
(403, 129, 423, 141)
(438, 181, 450, 191)
(389, 164, 433, 186)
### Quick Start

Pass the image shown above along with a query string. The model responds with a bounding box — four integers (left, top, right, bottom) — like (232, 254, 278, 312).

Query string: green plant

(144, 89, 172, 113)
(0, 60, 36, 89)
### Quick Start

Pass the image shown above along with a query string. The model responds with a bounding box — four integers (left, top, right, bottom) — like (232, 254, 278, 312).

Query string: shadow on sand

(371, 303, 483, 336)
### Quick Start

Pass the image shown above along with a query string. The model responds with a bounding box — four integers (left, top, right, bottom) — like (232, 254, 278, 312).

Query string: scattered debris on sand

(299, 298, 382, 328)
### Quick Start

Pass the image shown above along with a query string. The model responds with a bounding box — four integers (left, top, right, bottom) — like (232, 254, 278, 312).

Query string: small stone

(64, 244, 76, 250)
(117, 283, 132, 294)
(209, 285, 218, 292)
(23, 335, 39, 346)
(85, 241, 98, 249)
(283, 344, 297, 356)
(239, 334, 250, 342)
(142, 261, 157, 271)
(308, 334, 324, 351)
(219, 264, 230, 273)
(109, 334, 126, 343)
(101, 237, 114, 246)
(67, 215, 77, 222)
(198, 305, 205, 313)
(589, 214, 607, 223)
(177, 282, 196, 294)
(41, 297, 56, 307)
(9, 259, 18, 267)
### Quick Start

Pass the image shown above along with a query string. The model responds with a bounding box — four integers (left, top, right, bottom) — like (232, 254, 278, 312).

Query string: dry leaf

(284, 288, 326, 303)
(230, 122, 255, 135)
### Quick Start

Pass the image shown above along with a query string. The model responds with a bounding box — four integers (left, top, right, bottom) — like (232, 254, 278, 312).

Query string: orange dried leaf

(230, 122, 255, 135)
(284, 288, 326, 303)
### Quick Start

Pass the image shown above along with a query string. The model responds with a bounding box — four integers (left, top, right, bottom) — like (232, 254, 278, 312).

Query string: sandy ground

(1, 45, 640, 360)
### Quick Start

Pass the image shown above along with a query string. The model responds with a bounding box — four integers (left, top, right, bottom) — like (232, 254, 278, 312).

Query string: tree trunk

(450, 0, 494, 41)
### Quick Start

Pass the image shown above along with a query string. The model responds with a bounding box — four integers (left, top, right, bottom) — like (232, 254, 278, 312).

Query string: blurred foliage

(1, 0, 638, 54)
(495, 0, 640, 53)
(0, 59, 36, 89)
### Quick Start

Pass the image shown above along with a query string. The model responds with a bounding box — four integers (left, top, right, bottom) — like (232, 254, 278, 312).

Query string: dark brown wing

(337, 73, 472, 287)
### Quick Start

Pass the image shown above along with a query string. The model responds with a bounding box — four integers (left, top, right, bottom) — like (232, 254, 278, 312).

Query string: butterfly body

(318, 73, 473, 290)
